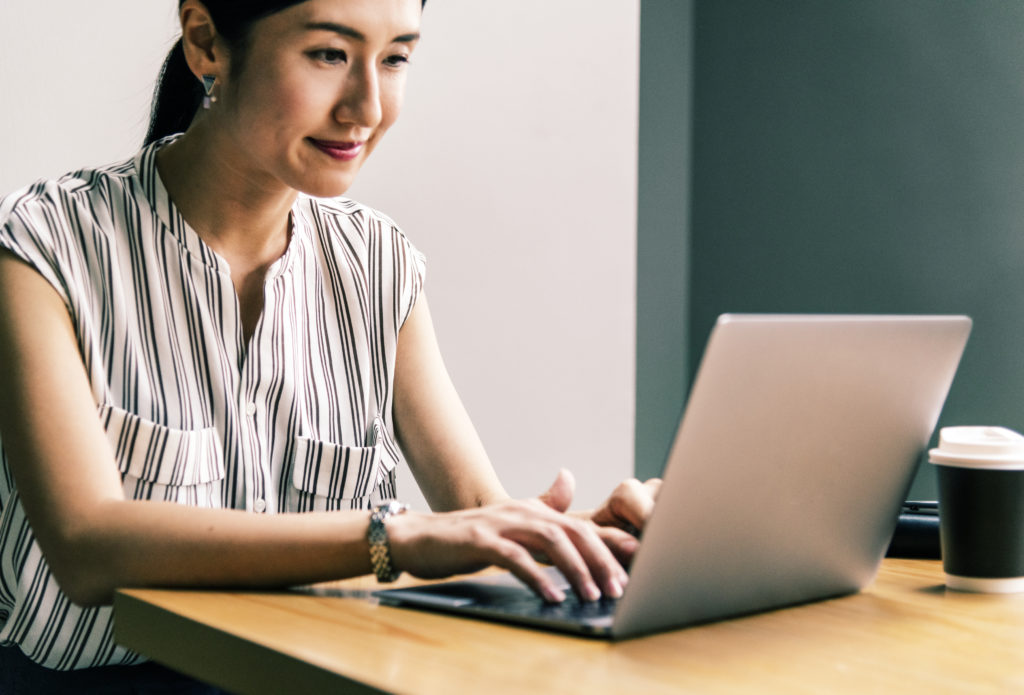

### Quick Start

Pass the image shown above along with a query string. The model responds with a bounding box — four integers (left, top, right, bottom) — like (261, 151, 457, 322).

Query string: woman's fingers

(592, 477, 662, 532)
(500, 508, 616, 601)
(506, 522, 600, 601)
(536, 468, 575, 513)
(554, 515, 629, 598)
(594, 524, 641, 567)
(488, 538, 566, 603)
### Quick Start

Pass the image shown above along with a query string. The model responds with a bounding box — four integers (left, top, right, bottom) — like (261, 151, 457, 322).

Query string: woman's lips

(309, 138, 364, 161)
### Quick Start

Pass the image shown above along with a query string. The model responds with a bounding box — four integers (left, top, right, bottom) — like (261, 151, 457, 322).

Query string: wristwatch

(367, 500, 409, 582)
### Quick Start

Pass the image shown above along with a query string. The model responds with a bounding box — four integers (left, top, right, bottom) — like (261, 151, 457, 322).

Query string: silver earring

(202, 75, 217, 109)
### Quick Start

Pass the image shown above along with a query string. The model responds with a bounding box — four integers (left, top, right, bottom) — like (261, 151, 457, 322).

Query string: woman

(0, 0, 658, 688)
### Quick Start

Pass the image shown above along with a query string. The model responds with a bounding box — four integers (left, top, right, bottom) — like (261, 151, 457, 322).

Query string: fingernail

(608, 579, 624, 599)
(545, 586, 566, 603)
(586, 582, 601, 602)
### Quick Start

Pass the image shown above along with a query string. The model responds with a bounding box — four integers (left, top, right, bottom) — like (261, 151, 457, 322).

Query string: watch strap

(368, 501, 409, 582)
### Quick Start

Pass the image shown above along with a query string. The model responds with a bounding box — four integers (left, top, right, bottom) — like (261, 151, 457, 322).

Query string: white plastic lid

(928, 426, 1024, 469)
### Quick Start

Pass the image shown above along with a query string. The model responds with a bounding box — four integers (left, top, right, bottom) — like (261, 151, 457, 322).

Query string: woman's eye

(311, 49, 347, 65)
(384, 54, 410, 68)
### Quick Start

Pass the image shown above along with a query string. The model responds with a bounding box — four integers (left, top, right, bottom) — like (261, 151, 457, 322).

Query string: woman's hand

(386, 473, 631, 603)
(550, 472, 662, 566)
(589, 476, 662, 535)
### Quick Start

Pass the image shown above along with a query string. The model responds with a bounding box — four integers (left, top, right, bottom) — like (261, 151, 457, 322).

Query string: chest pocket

(99, 404, 225, 507)
(287, 417, 399, 512)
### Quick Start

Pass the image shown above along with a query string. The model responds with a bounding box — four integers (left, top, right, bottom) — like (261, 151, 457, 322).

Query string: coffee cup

(929, 426, 1024, 593)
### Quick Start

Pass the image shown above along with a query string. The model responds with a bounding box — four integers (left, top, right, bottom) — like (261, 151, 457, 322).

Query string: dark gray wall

(640, 1, 1024, 498)
(637, 0, 694, 481)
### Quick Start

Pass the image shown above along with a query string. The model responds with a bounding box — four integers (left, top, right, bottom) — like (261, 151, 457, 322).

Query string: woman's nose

(335, 62, 383, 129)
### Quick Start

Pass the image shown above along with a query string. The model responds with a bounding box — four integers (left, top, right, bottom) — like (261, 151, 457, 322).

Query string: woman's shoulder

(0, 155, 138, 227)
(297, 195, 422, 255)
(0, 155, 140, 306)
(296, 195, 425, 283)
(300, 195, 402, 232)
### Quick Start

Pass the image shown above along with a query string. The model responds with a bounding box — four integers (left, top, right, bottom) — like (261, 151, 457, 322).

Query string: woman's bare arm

(392, 294, 509, 511)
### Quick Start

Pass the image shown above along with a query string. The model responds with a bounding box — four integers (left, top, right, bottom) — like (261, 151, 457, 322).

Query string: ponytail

(145, 39, 203, 146)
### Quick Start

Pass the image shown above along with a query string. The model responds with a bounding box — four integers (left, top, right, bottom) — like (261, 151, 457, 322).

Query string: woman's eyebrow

(304, 21, 420, 44)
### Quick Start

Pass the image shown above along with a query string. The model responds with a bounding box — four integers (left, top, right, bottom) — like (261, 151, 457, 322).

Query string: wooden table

(113, 559, 1024, 694)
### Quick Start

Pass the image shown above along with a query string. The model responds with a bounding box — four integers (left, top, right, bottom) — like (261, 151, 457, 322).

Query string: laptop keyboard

(481, 592, 619, 621)
(374, 568, 621, 634)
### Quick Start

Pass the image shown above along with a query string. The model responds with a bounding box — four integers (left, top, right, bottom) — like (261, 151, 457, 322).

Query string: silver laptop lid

(613, 314, 971, 637)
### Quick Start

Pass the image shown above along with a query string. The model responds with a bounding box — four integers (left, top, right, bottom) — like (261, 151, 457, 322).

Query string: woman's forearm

(51, 500, 374, 607)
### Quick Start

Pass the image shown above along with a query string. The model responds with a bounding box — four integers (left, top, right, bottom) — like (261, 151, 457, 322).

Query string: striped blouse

(0, 136, 425, 670)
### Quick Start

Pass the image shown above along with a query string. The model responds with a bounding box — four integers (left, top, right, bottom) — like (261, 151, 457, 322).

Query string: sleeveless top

(0, 136, 425, 669)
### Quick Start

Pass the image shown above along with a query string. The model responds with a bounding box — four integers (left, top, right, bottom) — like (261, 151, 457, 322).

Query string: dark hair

(145, 0, 427, 145)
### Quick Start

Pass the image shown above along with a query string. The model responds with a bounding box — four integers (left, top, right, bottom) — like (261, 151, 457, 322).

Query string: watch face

(383, 501, 409, 515)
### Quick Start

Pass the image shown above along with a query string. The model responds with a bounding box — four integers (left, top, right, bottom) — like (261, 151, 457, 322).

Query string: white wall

(0, 1, 639, 511)
(350, 1, 639, 509)
(0, 2, 180, 193)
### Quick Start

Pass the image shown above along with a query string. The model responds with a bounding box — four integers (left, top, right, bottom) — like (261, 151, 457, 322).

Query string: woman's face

(211, 0, 421, 198)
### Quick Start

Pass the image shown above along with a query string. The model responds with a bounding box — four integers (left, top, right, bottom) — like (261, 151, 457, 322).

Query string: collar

(132, 135, 307, 281)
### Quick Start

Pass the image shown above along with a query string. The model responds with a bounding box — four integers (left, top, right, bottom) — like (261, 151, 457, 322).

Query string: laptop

(373, 314, 972, 639)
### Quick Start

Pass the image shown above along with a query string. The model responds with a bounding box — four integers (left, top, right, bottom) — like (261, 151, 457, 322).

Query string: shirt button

(254, 498, 267, 513)
(245, 402, 257, 417)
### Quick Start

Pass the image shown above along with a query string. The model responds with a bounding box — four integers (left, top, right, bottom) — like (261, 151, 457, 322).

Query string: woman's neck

(155, 123, 295, 271)
(155, 123, 296, 344)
